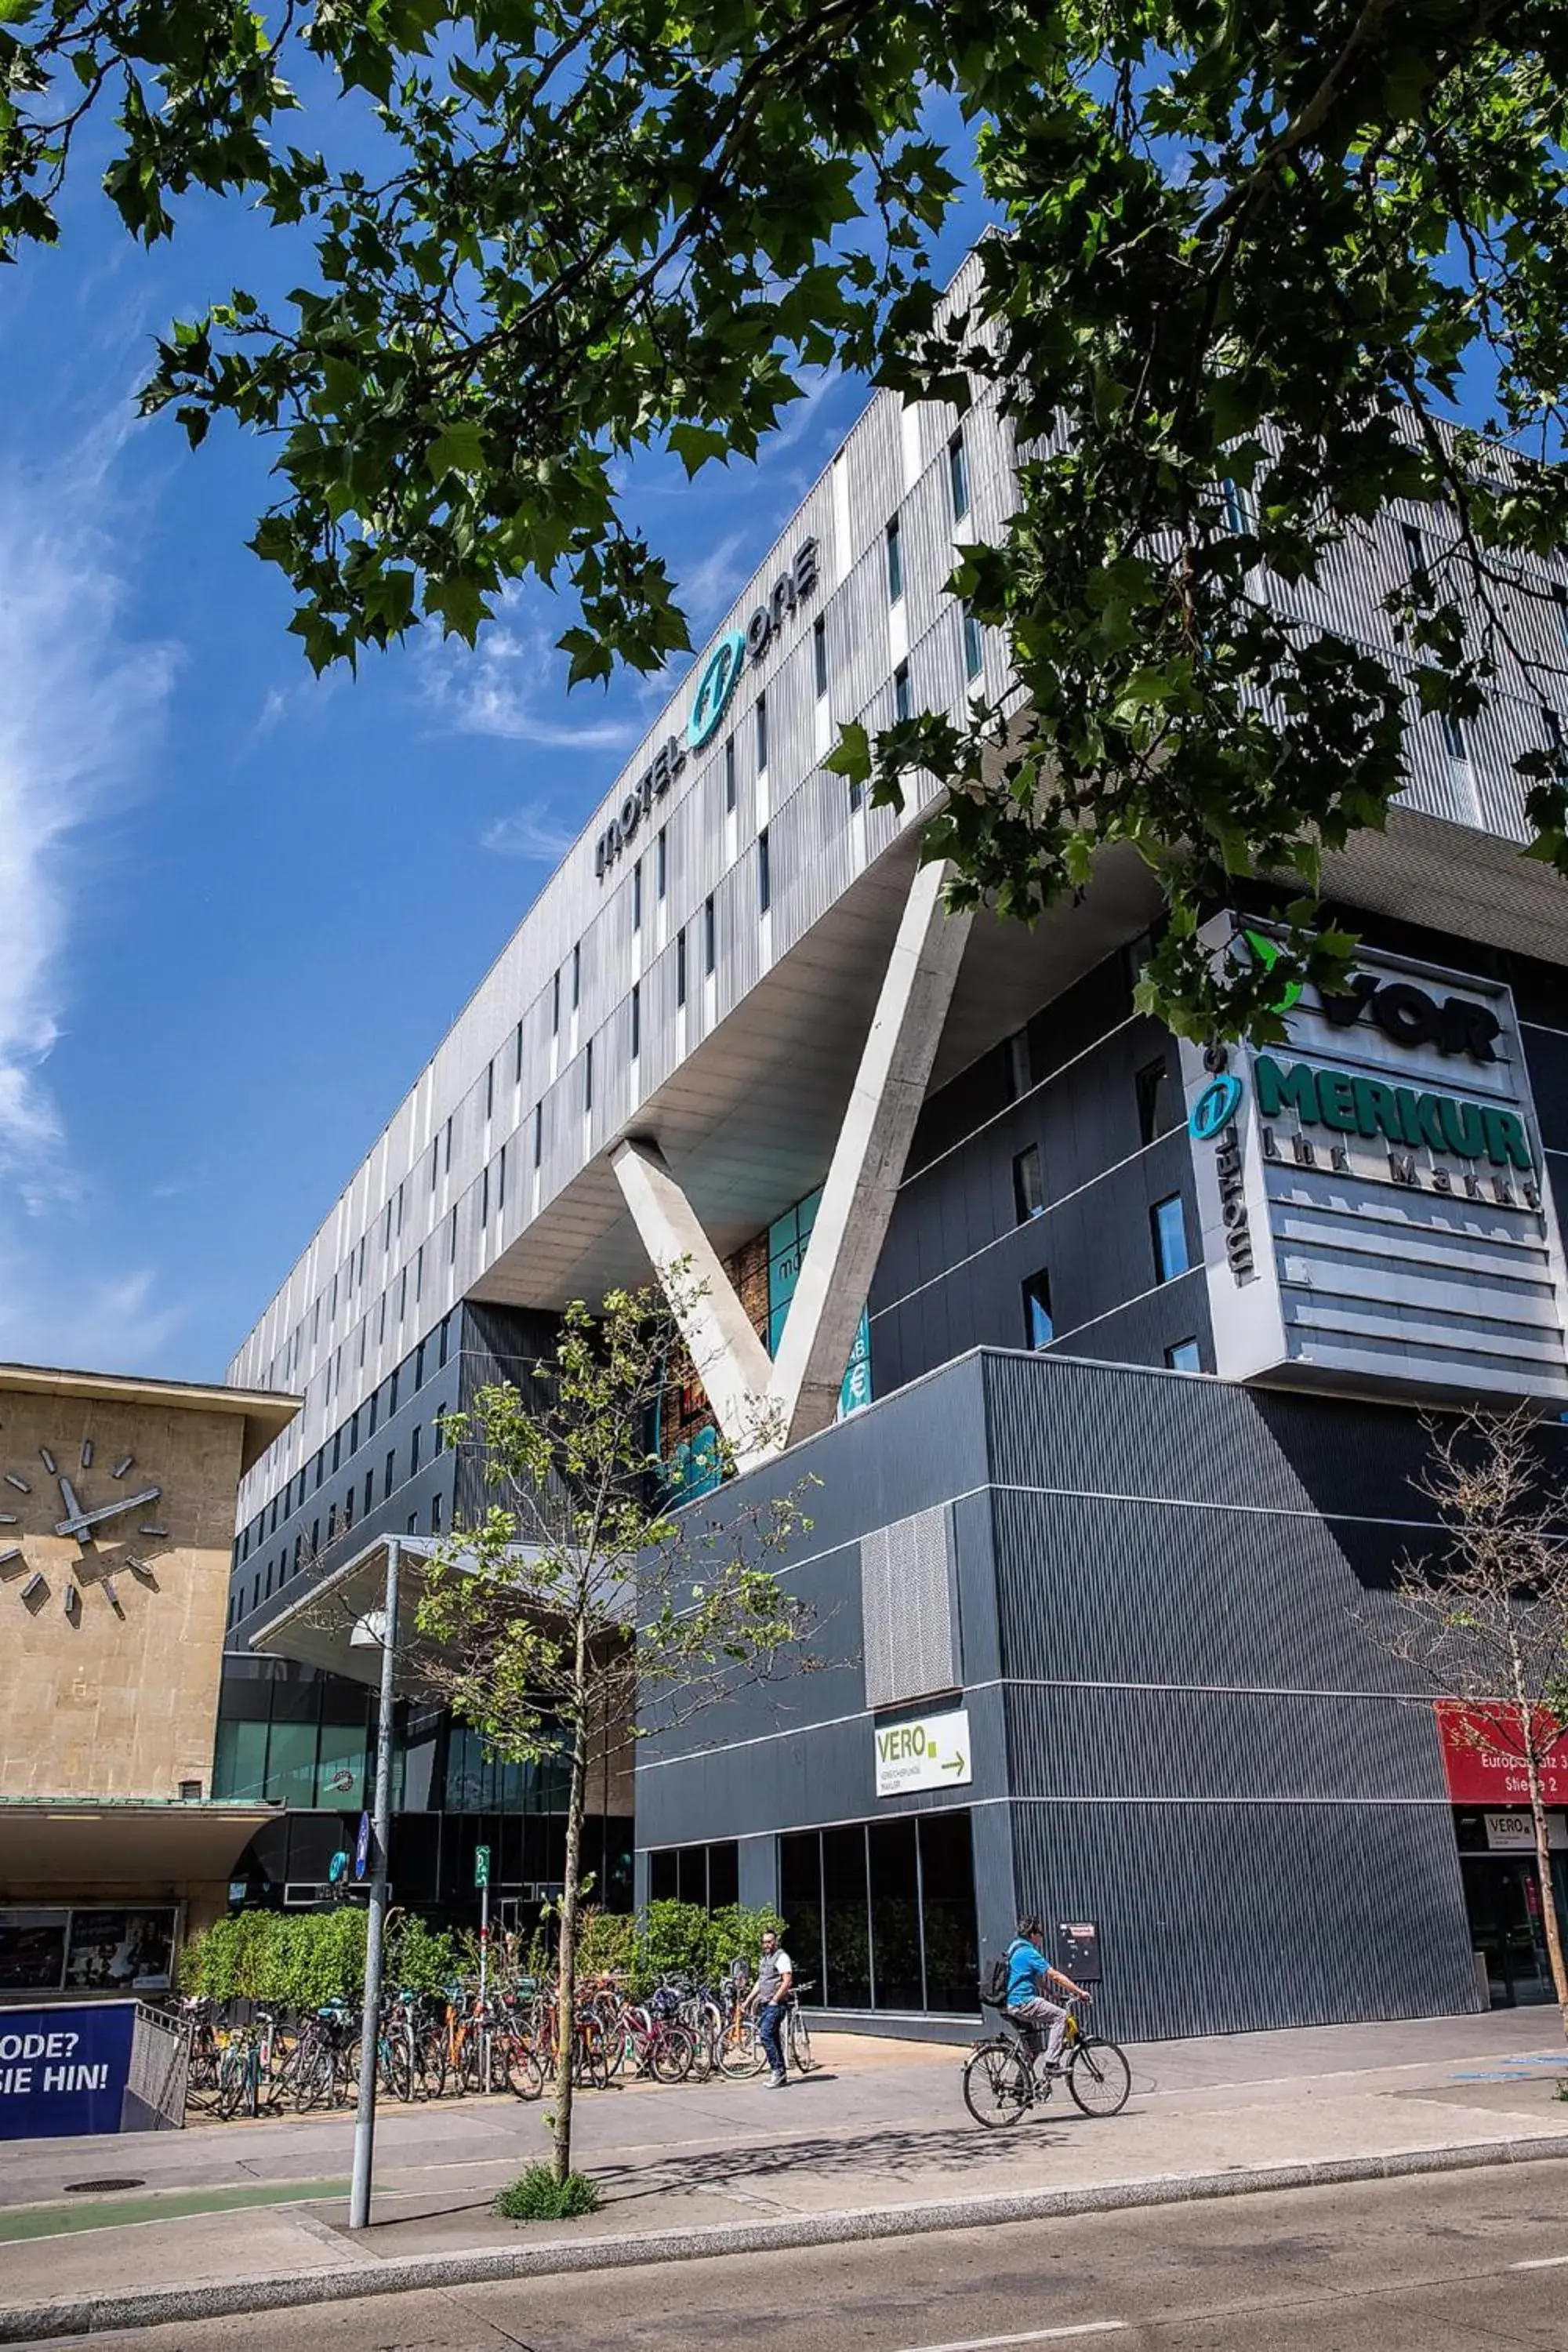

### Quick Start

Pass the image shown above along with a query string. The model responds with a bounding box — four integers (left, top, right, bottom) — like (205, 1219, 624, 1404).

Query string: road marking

(1512, 2253, 1568, 2270)
(895, 2325, 1128, 2352)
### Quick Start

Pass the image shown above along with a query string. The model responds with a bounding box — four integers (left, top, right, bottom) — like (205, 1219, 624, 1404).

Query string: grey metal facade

(637, 1344, 1501, 2039)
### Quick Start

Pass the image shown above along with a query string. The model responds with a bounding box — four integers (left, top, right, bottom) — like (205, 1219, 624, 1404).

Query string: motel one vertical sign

(1179, 920, 1568, 1403)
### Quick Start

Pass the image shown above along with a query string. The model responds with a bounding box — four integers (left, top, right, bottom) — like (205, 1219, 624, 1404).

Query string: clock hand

(58, 1475, 85, 1526)
(55, 1484, 162, 1539)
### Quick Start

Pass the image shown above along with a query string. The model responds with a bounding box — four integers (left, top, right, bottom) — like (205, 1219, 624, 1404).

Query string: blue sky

(0, 112, 989, 1384)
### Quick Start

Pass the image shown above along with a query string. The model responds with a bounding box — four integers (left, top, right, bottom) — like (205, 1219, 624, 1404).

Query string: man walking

(750, 1926, 793, 2087)
(1004, 1914, 1091, 2074)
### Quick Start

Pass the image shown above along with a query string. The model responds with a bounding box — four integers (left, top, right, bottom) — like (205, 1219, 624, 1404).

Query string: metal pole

(479, 1876, 489, 2088)
(349, 1537, 399, 2232)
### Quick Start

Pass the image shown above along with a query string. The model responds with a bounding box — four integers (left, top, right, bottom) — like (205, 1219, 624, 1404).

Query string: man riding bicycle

(1004, 1913, 1091, 2074)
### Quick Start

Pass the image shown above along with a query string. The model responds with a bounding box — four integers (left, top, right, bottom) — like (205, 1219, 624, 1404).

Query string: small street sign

(474, 1843, 492, 1889)
(354, 1810, 372, 1882)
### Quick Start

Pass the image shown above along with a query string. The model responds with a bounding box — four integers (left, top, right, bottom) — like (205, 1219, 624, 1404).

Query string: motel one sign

(593, 538, 821, 882)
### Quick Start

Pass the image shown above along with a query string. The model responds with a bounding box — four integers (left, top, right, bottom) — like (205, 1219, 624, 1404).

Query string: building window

(430, 1493, 443, 1535)
(532, 1102, 543, 1167)
(1555, 582, 1568, 647)
(485, 1059, 494, 1120)
(514, 1019, 524, 1082)
(584, 1037, 593, 1112)
(1136, 1056, 1174, 1145)
(551, 969, 561, 1033)
(448, 1204, 457, 1262)
(656, 827, 667, 901)
(1440, 706, 1467, 759)
(495, 1140, 506, 1214)
(676, 927, 688, 1008)
(962, 604, 983, 683)
(630, 982, 641, 1060)
(480, 1164, 490, 1226)
(314, 1449, 325, 1491)
(949, 430, 970, 522)
(429, 1141, 438, 1194)
(572, 942, 581, 1010)
(343, 1487, 354, 1532)
(725, 735, 736, 811)
(310, 1518, 319, 1555)
(813, 615, 827, 698)
(1152, 1193, 1191, 1282)
(894, 662, 912, 722)
(1401, 518, 1425, 576)
(1022, 1270, 1054, 1351)
(384, 1447, 396, 1497)
(367, 1392, 378, 1439)
(1165, 1338, 1202, 1373)
(363, 1470, 374, 1514)
(444, 1116, 452, 1173)
(1005, 1029, 1031, 1102)
(411, 1426, 421, 1475)
(757, 827, 771, 916)
(327, 1504, 337, 1542)
(1012, 1144, 1044, 1223)
(633, 858, 643, 931)
(407, 1512, 418, 1535)
(886, 516, 903, 604)
(332, 1429, 342, 1473)
(704, 895, 717, 975)
(1224, 477, 1255, 537)
(756, 691, 768, 772)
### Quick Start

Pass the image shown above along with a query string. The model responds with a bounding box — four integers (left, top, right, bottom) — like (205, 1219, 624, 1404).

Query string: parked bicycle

(962, 1992, 1131, 2127)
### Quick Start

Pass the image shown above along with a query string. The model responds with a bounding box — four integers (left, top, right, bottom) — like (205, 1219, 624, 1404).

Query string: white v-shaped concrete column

(608, 1136, 777, 1459)
(768, 857, 971, 1447)
(611, 857, 971, 1468)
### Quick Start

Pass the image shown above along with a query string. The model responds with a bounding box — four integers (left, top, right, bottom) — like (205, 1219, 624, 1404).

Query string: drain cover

(63, 2178, 145, 2194)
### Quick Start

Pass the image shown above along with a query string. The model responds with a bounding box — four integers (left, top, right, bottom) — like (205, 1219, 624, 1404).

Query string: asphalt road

(46, 2161, 1568, 2352)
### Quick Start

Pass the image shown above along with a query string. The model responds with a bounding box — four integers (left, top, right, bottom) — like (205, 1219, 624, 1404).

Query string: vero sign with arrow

(873, 1706, 973, 1798)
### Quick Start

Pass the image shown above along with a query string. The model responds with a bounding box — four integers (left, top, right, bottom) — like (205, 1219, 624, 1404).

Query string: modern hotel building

(220, 250, 1568, 2035)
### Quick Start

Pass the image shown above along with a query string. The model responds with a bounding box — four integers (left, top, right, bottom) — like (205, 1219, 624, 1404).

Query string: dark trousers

(757, 2001, 786, 2077)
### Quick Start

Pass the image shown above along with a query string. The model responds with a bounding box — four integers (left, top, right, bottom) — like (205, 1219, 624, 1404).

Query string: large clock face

(0, 1436, 173, 1622)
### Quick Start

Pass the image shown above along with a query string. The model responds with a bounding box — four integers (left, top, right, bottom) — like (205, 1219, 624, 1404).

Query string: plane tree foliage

(5, 0, 1568, 1030)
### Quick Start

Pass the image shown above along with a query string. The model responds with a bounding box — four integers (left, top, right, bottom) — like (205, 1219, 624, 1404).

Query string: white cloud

(481, 802, 579, 861)
(680, 532, 750, 626)
(0, 441, 181, 1366)
(419, 602, 641, 750)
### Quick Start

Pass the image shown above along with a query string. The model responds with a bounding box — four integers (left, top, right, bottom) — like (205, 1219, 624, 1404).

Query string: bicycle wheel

(651, 2023, 695, 2085)
(417, 2025, 449, 2100)
(384, 2036, 416, 2102)
(503, 2035, 545, 2100)
(719, 2020, 767, 2079)
(1066, 2035, 1131, 2118)
(212, 2045, 249, 2121)
(786, 2010, 818, 2075)
(962, 2040, 1033, 2129)
(292, 2045, 335, 2114)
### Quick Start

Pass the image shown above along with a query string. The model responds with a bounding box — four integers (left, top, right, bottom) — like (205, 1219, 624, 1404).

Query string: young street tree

(5, 2, 1568, 1036)
(416, 1285, 815, 2186)
(1374, 1405, 1568, 2039)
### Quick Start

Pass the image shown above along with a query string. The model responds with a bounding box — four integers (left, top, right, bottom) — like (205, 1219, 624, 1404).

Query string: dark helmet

(1017, 1912, 1043, 1939)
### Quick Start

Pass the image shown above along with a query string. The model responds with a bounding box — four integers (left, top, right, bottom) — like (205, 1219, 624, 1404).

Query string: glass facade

(647, 1841, 740, 1910)
(779, 1809, 978, 2013)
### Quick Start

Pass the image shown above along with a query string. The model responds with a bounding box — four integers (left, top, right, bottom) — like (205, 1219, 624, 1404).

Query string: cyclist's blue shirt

(1005, 1937, 1047, 2007)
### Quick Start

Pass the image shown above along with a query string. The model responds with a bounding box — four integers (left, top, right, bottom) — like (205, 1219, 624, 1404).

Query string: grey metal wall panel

(861, 1504, 962, 1708)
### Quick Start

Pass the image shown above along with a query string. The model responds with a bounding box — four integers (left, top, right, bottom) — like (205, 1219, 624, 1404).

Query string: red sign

(1436, 1700, 1568, 1807)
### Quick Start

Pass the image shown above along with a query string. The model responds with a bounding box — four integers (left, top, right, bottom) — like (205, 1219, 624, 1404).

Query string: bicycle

(781, 1981, 819, 2075)
(212, 2008, 281, 2119)
(962, 1993, 1131, 2128)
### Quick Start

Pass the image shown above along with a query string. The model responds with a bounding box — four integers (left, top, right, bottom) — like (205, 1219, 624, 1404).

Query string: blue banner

(0, 2002, 135, 2138)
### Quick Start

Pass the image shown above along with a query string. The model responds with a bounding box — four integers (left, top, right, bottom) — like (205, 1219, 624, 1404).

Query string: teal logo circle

(1190, 1074, 1243, 1141)
(688, 630, 746, 750)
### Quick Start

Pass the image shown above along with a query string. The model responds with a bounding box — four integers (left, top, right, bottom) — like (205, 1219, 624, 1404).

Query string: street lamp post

(349, 1536, 400, 2231)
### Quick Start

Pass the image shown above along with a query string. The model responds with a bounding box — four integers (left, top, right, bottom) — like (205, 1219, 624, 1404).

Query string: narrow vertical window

(1555, 583, 1568, 648)
(894, 662, 912, 722)
(514, 1018, 524, 1081)
(963, 604, 983, 683)
(725, 735, 737, 811)
(704, 895, 717, 975)
(585, 1037, 594, 1111)
(813, 615, 827, 697)
(532, 1102, 543, 1167)
(656, 827, 667, 901)
(756, 692, 768, 772)
(448, 1205, 457, 1262)
(572, 942, 581, 1010)
(948, 430, 970, 522)
(886, 516, 903, 603)
(1401, 518, 1425, 575)
(481, 1164, 489, 1226)
(551, 969, 561, 1033)
(1136, 1057, 1174, 1145)
(485, 1060, 494, 1120)
(676, 926, 688, 1007)
(496, 1140, 506, 1213)
(443, 1116, 452, 1173)
(1165, 1339, 1202, 1373)
(1440, 706, 1467, 760)
(430, 1140, 438, 1192)
(1022, 1271, 1053, 1351)
(630, 982, 641, 1059)
(633, 858, 643, 931)
(1012, 1145, 1044, 1222)
(1152, 1194, 1190, 1282)
(757, 827, 771, 915)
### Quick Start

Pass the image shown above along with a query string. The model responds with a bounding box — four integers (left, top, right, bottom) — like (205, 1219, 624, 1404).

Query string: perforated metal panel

(861, 1502, 962, 1708)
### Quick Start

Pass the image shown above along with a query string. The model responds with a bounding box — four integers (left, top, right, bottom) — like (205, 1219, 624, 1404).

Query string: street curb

(5, 2133, 1568, 2341)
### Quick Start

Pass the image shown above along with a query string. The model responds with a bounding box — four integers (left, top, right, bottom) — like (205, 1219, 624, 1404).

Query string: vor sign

(873, 1707, 971, 1798)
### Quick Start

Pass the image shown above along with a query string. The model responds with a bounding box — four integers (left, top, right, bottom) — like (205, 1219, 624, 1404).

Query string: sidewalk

(1, 2009, 1565, 2338)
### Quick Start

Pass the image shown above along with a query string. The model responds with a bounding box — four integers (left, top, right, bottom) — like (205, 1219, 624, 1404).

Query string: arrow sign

(873, 1706, 973, 1798)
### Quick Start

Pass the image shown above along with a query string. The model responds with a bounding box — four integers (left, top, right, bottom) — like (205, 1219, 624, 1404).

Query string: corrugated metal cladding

(1012, 1799, 1474, 2041)
(860, 1504, 962, 1708)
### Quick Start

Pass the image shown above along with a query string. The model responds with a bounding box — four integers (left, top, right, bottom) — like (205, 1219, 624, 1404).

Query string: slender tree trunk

(551, 1637, 590, 2184)
(1523, 1740, 1568, 2043)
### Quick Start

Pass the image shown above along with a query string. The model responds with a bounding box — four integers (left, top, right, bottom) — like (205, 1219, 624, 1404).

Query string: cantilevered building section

(224, 245, 1568, 2030)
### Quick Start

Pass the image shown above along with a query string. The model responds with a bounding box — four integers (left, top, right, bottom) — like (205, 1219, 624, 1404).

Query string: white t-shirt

(756, 1947, 793, 2004)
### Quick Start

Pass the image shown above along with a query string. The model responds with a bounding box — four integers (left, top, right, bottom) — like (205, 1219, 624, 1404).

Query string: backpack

(979, 1951, 1010, 2006)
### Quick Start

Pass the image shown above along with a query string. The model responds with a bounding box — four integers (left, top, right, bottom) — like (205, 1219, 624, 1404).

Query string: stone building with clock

(0, 1360, 295, 2000)
(223, 245, 1568, 2034)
